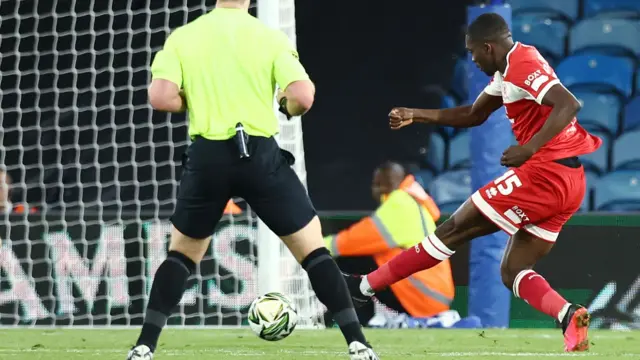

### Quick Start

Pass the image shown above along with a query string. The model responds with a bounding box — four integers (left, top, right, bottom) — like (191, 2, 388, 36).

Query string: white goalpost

(0, 0, 323, 328)
(256, 0, 324, 329)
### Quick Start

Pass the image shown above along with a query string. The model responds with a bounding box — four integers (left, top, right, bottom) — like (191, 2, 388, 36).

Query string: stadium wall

(0, 211, 638, 328)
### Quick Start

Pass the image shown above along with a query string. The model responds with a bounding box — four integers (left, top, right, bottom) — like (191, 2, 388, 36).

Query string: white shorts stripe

(523, 224, 559, 242)
(471, 191, 518, 235)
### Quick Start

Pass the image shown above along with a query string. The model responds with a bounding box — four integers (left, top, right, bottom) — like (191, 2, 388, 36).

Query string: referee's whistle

(234, 123, 250, 159)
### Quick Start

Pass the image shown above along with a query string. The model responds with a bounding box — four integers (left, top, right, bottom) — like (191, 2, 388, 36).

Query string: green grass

(0, 328, 639, 359)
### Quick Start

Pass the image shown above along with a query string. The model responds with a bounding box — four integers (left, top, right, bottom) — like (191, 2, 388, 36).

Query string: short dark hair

(467, 13, 511, 42)
(377, 161, 406, 176)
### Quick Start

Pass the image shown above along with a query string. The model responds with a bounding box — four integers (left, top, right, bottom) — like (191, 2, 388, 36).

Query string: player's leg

(349, 199, 500, 304)
(331, 256, 406, 326)
(239, 139, 378, 360)
(128, 142, 230, 359)
(278, 219, 378, 359)
(504, 229, 590, 351)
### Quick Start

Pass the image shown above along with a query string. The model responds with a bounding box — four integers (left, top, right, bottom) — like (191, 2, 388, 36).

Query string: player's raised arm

(389, 91, 503, 130)
(148, 33, 187, 113)
(522, 84, 582, 153)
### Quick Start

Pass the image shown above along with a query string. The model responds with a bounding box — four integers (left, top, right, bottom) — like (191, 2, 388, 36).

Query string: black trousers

(171, 136, 316, 239)
(325, 256, 408, 327)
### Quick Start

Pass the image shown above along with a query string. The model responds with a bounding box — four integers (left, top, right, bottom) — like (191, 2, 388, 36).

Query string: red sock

(365, 234, 454, 292)
(515, 270, 568, 320)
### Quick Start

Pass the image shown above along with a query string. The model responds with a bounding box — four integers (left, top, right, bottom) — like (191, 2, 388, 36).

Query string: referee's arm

(148, 33, 186, 113)
(273, 37, 315, 117)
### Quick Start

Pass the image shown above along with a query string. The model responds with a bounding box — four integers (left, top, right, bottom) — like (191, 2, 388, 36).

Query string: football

(248, 292, 298, 341)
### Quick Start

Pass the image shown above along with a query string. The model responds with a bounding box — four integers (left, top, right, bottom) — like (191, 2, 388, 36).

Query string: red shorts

(470, 161, 585, 243)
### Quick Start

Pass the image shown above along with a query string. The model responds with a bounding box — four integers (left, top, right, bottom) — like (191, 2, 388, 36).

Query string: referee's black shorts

(170, 135, 317, 239)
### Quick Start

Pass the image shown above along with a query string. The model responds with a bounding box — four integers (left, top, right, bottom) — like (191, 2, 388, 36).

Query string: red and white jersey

(483, 42, 602, 163)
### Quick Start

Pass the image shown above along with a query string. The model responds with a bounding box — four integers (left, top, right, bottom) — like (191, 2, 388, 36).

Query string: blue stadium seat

(579, 130, 609, 173)
(449, 132, 470, 170)
(440, 127, 456, 138)
(439, 95, 458, 138)
(636, 68, 640, 93)
(556, 54, 634, 98)
(612, 130, 640, 170)
(569, 19, 640, 59)
(581, 170, 600, 211)
(584, 0, 640, 19)
(451, 59, 468, 102)
(441, 94, 457, 109)
(573, 91, 621, 135)
(623, 96, 640, 132)
(429, 170, 472, 214)
(513, 15, 568, 62)
(427, 133, 446, 173)
(414, 170, 435, 188)
(594, 170, 640, 211)
(509, 0, 579, 22)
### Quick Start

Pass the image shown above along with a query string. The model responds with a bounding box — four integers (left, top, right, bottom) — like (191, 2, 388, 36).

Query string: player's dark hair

(377, 161, 406, 177)
(467, 13, 511, 43)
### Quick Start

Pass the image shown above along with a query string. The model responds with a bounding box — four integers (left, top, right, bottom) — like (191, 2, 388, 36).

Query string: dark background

(297, 0, 473, 210)
(0, 0, 475, 213)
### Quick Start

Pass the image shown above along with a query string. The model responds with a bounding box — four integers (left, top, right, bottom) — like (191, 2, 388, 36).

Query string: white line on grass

(0, 349, 638, 357)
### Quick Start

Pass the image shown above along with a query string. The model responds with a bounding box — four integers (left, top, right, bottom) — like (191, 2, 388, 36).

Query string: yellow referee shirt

(150, 8, 310, 140)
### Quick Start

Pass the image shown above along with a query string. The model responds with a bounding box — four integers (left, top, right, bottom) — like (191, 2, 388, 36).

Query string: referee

(127, 1, 379, 360)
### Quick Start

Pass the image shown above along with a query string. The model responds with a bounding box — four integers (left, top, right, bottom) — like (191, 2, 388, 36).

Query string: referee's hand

(276, 90, 286, 103)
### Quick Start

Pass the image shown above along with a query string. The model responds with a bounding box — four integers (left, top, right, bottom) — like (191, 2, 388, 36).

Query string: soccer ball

(248, 292, 298, 341)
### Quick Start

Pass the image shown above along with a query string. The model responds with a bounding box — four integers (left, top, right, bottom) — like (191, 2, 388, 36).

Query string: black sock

(136, 251, 196, 351)
(302, 248, 368, 346)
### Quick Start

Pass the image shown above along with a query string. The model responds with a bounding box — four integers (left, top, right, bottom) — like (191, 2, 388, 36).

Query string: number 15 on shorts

(486, 170, 523, 198)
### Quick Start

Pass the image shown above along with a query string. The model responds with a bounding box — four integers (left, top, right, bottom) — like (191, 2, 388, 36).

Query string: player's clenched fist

(389, 107, 414, 130)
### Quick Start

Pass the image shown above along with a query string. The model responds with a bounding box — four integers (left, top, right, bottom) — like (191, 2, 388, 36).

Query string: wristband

(278, 97, 293, 120)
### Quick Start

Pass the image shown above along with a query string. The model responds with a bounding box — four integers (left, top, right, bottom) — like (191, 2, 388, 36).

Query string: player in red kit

(343, 13, 601, 352)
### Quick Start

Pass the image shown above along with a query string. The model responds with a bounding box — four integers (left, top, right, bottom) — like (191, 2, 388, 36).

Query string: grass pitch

(0, 328, 638, 359)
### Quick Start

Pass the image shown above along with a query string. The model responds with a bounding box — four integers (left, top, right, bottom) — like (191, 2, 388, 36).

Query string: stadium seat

(512, 15, 568, 63)
(449, 132, 470, 170)
(427, 133, 446, 173)
(573, 91, 621, 135)
(623, 96, 640, 132)
(441, 94, 457, 109)
(579, 130, 609, 174)
(508, 0, 579, 22)
(594, 170, 640, 211)
(584, 0, 640, 19)
(429, 170, 472, 214)
(556, 54, 634, 98)
(636, 68, 640, 93)
(569, 19, 640, 59)
(581, 170, 600, 211)
(451, 59, 468, 102)
(612, 130, 640, 170)
(439, 95, 458, 138)
(414, 170, 435, 188)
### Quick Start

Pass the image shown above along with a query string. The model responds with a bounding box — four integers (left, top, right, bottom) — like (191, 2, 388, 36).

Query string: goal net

(0, 0, 324, 328)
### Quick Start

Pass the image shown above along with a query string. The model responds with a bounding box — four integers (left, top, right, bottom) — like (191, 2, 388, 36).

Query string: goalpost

(0, 0, 323, 328)
(256, 0, 324, 329)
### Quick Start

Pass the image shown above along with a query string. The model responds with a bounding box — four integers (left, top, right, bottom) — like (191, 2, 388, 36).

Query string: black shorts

(170, 136, 316, 239)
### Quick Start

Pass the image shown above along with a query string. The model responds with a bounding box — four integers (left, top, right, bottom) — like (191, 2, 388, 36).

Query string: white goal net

(0, 0, 323, 328)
